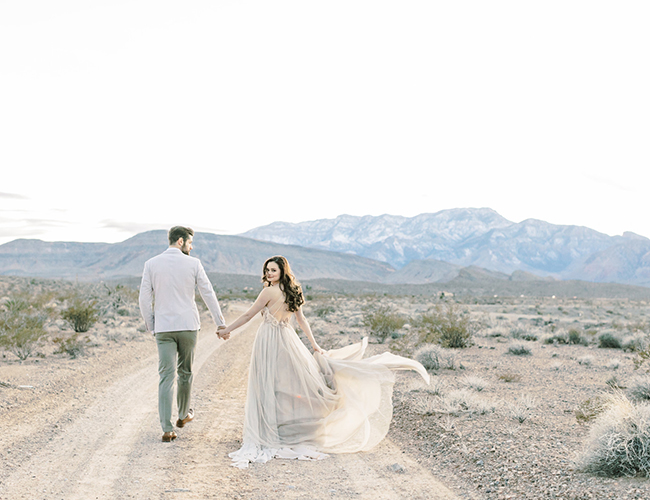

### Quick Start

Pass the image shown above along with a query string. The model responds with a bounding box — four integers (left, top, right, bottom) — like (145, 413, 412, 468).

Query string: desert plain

(1, 274, 650, 499)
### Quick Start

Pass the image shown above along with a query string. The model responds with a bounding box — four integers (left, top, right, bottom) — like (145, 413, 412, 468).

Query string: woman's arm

(218, 288, 272, 336)
(295, 306, 324, 354)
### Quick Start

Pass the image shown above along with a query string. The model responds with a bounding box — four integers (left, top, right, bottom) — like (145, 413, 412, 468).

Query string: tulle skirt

(229, 312, 429, 469)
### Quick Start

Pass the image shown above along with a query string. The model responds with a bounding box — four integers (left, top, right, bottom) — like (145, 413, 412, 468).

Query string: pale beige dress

(229, 304, 430, 469)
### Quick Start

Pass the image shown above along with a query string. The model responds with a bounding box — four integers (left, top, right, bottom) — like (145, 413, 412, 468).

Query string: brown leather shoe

(162, 431, 177, 442)
(176, 408, 194, 428)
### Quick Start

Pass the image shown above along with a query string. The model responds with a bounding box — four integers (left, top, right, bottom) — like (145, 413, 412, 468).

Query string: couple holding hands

(139, 226, 428, 469)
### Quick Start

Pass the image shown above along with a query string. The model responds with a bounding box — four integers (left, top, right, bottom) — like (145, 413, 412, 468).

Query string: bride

(219, 255, 429, 469)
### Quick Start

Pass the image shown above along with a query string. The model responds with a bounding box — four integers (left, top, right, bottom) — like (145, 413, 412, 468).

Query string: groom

(139, 226, 229, 442)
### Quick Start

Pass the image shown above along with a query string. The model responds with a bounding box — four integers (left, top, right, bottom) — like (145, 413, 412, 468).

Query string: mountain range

(241, 208, 650, 287)
(0, 231, 393, 282)
(1, 208, 649, 289)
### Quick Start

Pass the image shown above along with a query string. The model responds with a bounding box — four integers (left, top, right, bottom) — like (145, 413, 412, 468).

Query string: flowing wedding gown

(229, 306, 430, 469)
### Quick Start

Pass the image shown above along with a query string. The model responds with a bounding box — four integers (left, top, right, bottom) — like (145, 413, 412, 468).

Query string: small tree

(415, 303, 475, 348)
(362, 305, 406, 343)
(0, 298, 49, 361)
(62, 299, 99, 333)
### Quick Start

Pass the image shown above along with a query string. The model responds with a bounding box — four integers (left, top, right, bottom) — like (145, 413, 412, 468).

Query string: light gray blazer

(139, 247, 225, 334)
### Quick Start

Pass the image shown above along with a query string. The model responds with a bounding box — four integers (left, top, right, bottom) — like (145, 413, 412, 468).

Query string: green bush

(508, 343, 532, 356)
(314, 305, 335, 319)
(0, 298, 49, 361)
(569, 329, 589, 346)
(361, 305, 406, 343)
(53, 332, 90, 359)
(599, 333, 623, 349)
(415, 303, 474, 348)
(544, 333, 569, 345)
(62, 299, 99, 333)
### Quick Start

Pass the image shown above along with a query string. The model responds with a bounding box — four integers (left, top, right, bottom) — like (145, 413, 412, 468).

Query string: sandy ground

(0, 303, 459, 500)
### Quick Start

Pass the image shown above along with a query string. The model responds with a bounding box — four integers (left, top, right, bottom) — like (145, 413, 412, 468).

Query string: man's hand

(217, 325, 231, 340)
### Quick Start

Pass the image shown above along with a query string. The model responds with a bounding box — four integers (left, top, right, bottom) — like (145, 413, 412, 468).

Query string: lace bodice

(262, 306, 291, 326)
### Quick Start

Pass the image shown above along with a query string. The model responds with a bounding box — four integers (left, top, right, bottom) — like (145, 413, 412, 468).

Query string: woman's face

(265, 261, 281, 285)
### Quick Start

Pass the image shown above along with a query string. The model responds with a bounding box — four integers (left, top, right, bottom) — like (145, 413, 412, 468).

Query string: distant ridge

(241, 208, 650, 287)
(0, 231, 394, 282)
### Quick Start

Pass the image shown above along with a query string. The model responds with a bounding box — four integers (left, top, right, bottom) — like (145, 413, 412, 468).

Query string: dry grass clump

(577, 392, 650, 477)
(507, 393, 536, 423)
(460, 374, 489, 392)
(445, 389, 496, 415)
(507, 343, 532, 356)
(498, 372, 521, 383)
(622, 332, 649, 352)
(414, 344, 443, 371)
(628, 375, 650, 401)
(575, 396, 608, 423)
(411, 388, 496, 416)
(578, 355, 595, 366)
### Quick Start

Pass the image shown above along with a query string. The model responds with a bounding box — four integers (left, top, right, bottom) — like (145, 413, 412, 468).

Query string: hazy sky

(1, 1, 649, 245)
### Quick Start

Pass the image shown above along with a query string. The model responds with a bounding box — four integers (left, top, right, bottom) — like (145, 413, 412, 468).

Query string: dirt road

(1, 305, 458, 500)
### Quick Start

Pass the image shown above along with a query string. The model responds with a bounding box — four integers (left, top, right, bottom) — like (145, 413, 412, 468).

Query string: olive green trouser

(156, 330, 197, 433)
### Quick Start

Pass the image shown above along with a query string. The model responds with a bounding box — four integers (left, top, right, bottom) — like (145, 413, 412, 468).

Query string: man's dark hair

(168, 226, 194, 245)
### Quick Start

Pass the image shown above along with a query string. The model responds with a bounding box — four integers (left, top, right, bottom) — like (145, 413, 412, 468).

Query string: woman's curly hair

(261, 255, 304, 312)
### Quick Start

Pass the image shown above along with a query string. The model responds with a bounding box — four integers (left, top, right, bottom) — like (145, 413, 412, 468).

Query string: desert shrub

(103, 284, 138, 316)
(606, 376, 625, 390)
(628, 375, 650, 401)
(314, 305, 335, 319)
(62, 299, 99, 333)
(509, 326, 527, 339)
(575, 396, 608, 423)
(361, 305, 406, 344)
(460, 374, 489, 392)
(599, 333, 623, 349)
(443, 389, 495, 415)
(543, 332, 569, 345)
(634, 346, 650, 372)
(415, 303, 475, 348)
(622, 332, 649, 352)
(415, 344, 443, 371)
(578, 355, 595, 366)
(0, 298, 49, 361)
(577, 393, 650, 477)
(508, 343, 532, 356)
(507, 394, 536, 423)
(425, 378, 446, 397)
(607, 358, 621, 370)
(568, 329, 589, 346)
(498, 372, 521, 383)
(52, 332, 90, 359)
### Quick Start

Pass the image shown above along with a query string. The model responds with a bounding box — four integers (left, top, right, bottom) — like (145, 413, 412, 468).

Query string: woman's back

(264, 285, 292, 323)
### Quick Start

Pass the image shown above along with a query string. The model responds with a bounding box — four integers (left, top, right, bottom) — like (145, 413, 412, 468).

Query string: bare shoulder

(260, 285, 282, 300)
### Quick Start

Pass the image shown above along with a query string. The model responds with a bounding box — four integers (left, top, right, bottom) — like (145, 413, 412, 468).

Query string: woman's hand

(217, 325, 231, 340)
(312, 343, 325, 355)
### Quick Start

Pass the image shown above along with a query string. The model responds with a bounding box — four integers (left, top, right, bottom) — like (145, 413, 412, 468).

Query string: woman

(221, 256, 429, 469)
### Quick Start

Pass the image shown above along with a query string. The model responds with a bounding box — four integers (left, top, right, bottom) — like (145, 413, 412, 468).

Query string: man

(139, 226, 229, 442)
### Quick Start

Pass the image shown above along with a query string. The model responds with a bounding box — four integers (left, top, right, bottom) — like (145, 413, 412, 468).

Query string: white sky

(1, 1, 649, 245)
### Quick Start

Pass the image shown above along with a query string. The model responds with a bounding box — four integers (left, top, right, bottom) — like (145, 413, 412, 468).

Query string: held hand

(312, 344, 325, 355)
(217, 325, 231, 340)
